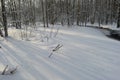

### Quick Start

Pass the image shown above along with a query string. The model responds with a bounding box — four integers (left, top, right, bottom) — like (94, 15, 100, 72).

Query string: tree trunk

(41, 0, 46, 27)
(71, 0, 75, 25)
(66, 0, 70, 26)
(18, 0, 21, 29)
(1, 0, 8, 37)
(117, 4, 120, 28)
(45, 0, 49, 27)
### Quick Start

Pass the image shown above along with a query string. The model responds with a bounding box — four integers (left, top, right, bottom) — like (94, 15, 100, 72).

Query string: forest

(0, 1, 120, 80)
(0, 0, 120, 37)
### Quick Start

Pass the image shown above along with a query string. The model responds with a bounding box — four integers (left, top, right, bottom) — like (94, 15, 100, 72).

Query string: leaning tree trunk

(1, 0, 8, 37)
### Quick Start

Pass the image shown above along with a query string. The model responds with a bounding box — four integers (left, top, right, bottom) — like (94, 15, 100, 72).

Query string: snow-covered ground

(0, 25, 120, 80)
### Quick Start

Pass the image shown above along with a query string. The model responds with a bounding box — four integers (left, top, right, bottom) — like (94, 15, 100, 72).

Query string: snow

(0, 25, 120, 80)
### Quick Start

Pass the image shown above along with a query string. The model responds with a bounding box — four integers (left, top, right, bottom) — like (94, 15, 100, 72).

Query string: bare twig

(48, 44, 63, 58)
(2, 65, 8, 75)
(52, 44, 60, 51)
(53, 44, 63, 52)
(48, 52, 53, 58)
(54, 28, 59, 37)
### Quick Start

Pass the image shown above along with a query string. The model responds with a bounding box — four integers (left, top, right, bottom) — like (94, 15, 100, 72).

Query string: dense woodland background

(0, 0, 120, 37)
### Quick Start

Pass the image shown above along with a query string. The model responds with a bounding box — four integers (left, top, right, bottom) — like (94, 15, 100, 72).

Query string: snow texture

(0, 26, 120, 80)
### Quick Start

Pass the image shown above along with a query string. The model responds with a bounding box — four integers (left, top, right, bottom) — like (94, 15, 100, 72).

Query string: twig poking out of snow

(52, 44, 63, 52)
(48, 52, 53, 58)
(48, 44, 63, 58)
(0, 65, 17, 75)
(54, 28, 60, 37)
(49, 26, 54, 38)
(2, 65, 8, 75)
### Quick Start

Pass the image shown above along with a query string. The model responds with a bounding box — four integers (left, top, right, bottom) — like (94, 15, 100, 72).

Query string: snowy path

(0, 27, 120, 80)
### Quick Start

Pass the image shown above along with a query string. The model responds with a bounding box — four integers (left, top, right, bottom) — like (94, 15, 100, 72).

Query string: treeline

(0, 0, 120, 30)
(38, 0, 120, 27)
